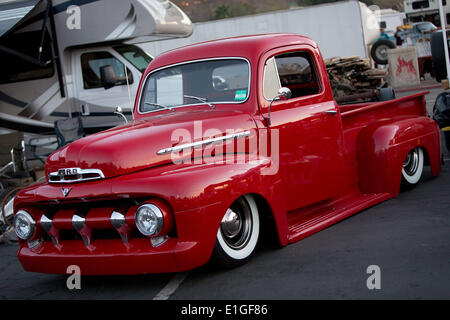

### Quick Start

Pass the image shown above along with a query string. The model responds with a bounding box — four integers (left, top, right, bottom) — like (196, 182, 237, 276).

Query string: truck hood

(45, 109, 258, 180)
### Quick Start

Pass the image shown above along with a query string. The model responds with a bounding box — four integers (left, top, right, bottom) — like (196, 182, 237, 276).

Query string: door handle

(323, 110, 338, 115)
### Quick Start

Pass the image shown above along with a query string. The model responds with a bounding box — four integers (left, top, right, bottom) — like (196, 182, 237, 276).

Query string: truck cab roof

(146, 33, 318, 73)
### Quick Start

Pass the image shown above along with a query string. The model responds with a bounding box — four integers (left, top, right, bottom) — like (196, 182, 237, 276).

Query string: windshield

(113, 45, 153, 73)
(416, 22, 437, 33)
(139, 58, 250, 113)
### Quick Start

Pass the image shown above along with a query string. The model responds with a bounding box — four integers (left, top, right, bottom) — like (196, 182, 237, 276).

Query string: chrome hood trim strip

(156, 130, 251, 155)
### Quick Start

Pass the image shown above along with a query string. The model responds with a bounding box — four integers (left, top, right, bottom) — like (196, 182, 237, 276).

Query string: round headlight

(13, 210, 36, 240)
(135, 204, 164, 237)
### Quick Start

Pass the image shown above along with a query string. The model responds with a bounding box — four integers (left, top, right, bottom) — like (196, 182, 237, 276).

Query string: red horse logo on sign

(396, 57, 417, 81)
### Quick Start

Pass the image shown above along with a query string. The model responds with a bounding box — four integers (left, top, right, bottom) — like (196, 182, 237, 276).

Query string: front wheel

(371, 39, 396, 65)
(401, 147, 424, 190)
(212, 194, 260, 268)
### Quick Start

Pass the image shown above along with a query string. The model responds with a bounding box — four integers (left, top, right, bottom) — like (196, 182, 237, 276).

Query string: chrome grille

(34, 200, 140, 247)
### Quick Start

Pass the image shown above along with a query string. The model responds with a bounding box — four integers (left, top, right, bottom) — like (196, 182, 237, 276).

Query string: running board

(287, 192, 391, 244)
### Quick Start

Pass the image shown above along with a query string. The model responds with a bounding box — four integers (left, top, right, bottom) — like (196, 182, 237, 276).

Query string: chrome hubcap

(376, 45, 388, 60)
(220, 198, 252, 250)
(221, 209, 242, 238)
(403, 148, 420, 176)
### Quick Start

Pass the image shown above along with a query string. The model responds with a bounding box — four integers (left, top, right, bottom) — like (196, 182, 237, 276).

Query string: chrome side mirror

(267, 87, 291, 126)
(275, 87, 292, 101)
(114, 106, 128, 124)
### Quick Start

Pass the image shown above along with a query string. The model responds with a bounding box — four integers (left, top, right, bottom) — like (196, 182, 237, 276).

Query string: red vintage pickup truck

(13, 34, 441, 274)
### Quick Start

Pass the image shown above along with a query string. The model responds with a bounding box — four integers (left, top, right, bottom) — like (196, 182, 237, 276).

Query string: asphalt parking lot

(0, 163, 449, 300)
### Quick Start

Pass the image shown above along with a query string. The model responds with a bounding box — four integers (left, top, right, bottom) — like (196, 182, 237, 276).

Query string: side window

(274, 51, 320, 99)
(81, 51, 133, 89)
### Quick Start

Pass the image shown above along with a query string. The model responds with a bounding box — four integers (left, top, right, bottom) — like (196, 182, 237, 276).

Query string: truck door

(261, 47, 346, 212)
(72, 47, 140, 117)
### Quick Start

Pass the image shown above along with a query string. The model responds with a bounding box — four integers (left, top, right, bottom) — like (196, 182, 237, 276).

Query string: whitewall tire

(212, 194, 260, 267)
(401, 147, 424, 189)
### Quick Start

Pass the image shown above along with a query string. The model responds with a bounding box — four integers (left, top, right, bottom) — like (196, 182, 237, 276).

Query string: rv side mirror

(100, 65, 117, 90)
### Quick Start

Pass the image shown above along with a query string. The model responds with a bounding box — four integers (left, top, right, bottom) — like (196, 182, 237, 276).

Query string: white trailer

(141, 0, 380, 60)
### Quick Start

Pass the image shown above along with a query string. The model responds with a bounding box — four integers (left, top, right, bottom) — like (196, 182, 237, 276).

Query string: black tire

(0, 186, 14, 205)
(0, 186, 15, 232)
(401, 147, 424, 191)
(211, 195, 260, 268)
(0, 180, 8, 193)
(371, 39, 396, 65)
(431, 31, 448, 82)
(378, 87, 396, 101)
(444, 131, 450, 155)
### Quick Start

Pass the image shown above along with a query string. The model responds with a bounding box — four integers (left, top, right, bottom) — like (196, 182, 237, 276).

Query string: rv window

(0, 31, 54, 84)
(272, 51, 320, 99)
(412, 1, 430, 9)
(114, 45, 152, 72)
(81, 51, 133, 89)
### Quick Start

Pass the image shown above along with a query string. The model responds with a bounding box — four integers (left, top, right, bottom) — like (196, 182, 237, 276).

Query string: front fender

(13, 154, 288, 269)
(111, 155, 289, 262)
(357, 116, 441, 196)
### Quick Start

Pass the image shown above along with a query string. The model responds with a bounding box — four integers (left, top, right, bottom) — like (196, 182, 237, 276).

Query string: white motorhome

(0, 0, 193, 134)
(403, 0, 450, 27)
(379, 9, 406, 35)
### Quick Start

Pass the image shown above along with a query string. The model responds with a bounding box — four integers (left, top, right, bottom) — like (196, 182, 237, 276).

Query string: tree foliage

(213, 2, 257, 20)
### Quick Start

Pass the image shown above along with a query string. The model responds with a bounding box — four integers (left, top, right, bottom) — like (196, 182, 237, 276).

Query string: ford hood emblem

(61, 187, 72, 197)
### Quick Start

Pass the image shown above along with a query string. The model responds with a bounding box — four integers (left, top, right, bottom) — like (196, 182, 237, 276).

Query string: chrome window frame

(263, 56, 282, 101)
(263, 50, 323, 102)
(137, 57, 252, 115)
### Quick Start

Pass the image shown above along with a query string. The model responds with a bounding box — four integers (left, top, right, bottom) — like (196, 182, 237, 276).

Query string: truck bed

(287, 92, 430, 243)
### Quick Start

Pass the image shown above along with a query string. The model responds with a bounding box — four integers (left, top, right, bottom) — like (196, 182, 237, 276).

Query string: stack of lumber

(324, 56, 387, 99)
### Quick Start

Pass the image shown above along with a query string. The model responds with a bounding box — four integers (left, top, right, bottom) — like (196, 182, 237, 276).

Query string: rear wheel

(212, 194, 260, 268)
(401, 147, 424, 190)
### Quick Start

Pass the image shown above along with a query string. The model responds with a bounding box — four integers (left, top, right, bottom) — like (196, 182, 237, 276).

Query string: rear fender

(357, 116, 441, 196)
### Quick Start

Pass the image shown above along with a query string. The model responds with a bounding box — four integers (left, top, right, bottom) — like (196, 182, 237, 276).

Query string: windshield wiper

(184, 95, 215, 109)
(144, 102, 174, 112)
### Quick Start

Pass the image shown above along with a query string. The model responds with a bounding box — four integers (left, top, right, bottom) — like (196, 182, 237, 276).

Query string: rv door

(72, 46, 141, 118)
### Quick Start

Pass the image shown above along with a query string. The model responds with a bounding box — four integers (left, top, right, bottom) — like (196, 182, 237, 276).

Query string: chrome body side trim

(156, 130, 251, 155)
